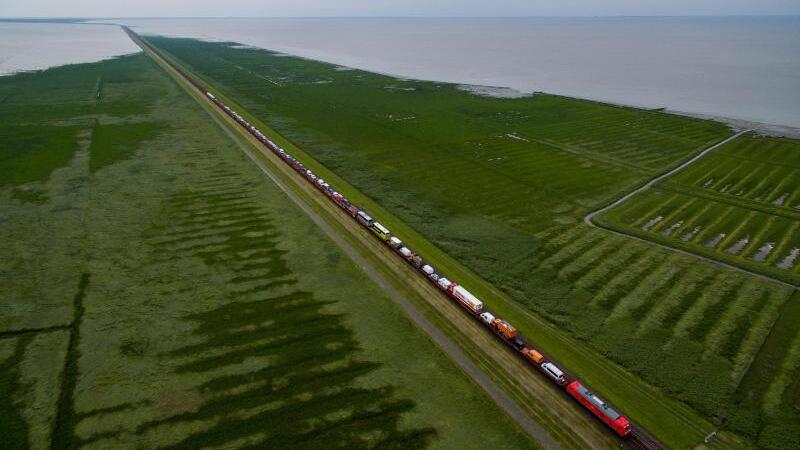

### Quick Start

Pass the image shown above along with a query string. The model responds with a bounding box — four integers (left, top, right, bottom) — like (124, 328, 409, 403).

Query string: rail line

(127, 27, 667, 450)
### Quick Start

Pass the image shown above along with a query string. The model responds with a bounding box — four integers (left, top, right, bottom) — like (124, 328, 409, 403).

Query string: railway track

(628, 426, 665, 450)
(127, 27, 669, 450)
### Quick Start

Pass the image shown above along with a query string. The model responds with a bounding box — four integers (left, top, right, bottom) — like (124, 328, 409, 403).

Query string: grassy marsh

(144, 36, 800, 450)
(0, 52, 536, 449)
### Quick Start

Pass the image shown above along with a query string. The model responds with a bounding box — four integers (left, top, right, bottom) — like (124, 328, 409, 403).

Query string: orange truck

(523, 347, 544, 364)
(493, 319, 517, 340)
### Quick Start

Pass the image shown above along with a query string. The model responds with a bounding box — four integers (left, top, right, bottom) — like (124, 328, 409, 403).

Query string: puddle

(681, 226, 701, 241)
(642, 216, 663, 231)
(703, 178, 714, 187)
(725, 236, 750, 255)
(384, 85, 417, 92)
(777, 248, 799, 270)
(753, 242, 775, 262)
(387, 114, 416, 122)
(661, 221, 684, 237)
(772, 192, 790, 206)
(506, 133, 529, 142)
(705, 233, 726, 248)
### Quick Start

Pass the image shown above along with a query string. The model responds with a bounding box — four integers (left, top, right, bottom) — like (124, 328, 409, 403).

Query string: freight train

(130, 28, 664, 448)
(205, 87, 634, 439)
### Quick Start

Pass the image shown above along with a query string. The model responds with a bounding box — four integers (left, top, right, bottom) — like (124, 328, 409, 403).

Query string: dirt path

(583, 130, 799, 289)
(127, 30, 605, 450)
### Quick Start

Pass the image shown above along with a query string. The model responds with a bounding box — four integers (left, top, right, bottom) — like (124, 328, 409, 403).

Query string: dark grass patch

(687, 279, 743, 342)
(88, 121, 166, 173)
(123, 174, 437, 449)
(50, 273, 89, 450)
(0, 124, 84, 188)
(736, 293, 800, 403)
(0, 336, 34, 448)
(719, 290, 771, 361)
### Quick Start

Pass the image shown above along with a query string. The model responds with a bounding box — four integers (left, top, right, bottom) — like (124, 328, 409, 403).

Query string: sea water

(114, 16, 800, 130)
(0, 21, 139, 75)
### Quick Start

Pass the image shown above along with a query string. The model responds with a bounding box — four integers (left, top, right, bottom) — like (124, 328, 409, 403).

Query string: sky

(1, 0, 799, 18)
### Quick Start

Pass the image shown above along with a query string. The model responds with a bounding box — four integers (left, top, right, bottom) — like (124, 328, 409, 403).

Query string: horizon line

(2, 14, 800, 20)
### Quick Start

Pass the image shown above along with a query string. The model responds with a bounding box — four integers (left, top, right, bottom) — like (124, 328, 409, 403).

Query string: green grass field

(0, 53, 538, 450)
(599, 133, 800, 284)
(143, 36, 800, 449)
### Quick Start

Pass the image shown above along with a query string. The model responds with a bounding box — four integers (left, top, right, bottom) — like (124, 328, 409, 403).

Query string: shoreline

(4, 21, 798, 138)
(131, 27, 800, 138)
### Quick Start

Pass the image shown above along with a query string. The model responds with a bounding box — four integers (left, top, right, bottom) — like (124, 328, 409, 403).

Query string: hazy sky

(1, 0, 799, 18)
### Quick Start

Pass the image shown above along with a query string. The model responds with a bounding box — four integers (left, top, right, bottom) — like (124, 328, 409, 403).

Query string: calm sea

(0, 22, 139, 76)
(5, 17, 800, 130)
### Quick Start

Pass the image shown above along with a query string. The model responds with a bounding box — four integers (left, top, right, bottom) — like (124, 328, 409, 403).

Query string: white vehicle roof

(453, 286, 483, 307)
(438, 278, 452, 289)
(389, 237, 402, 245)
(399, 247, 412, 256)
(480, 312, 495, 323)
(543, 363, 564, 377)
(357, 211, 372, 221)
(421, 265, 434, 274)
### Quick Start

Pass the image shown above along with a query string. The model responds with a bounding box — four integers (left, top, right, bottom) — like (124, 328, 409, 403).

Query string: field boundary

(583, 130, 800, 289)
(584, 129, 749, 226)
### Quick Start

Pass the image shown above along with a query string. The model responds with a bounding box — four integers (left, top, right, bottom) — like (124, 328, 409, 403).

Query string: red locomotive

(567, 381, 631, 437)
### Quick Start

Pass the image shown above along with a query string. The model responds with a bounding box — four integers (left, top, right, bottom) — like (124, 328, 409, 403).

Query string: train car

(522, 347, 544, 364)
(388, 236, 403, 249)
(451, 285, 483, 313)
(398, 247, 414, 260)
(370, 222, 391, 240)
(566, 381, 631, 437)
(356, 211, 373, 226)
(346, 204, 360, 218)
(510, 337, 526, 350)
(479, 312, 495, 325)
(422, 265, 440, 282)
(492, 319, 517, 340)
(541, 362, 568, 386)
(437, 277, 453, 291)
(332, 193, 348, 208)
